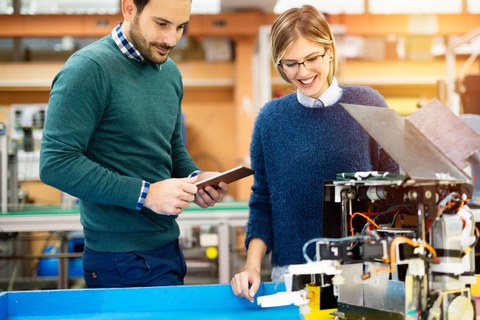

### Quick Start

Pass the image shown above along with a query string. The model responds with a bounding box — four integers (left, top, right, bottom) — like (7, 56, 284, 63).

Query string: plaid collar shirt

(111, 22, 145, 62)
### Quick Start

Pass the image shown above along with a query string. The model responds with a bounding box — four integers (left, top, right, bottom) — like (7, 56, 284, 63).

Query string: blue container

(37, 237, 84, 277)
(37, 245, 58, 277)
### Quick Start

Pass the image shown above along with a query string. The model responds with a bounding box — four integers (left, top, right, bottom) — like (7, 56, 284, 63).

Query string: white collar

(296, 77, 343, 108)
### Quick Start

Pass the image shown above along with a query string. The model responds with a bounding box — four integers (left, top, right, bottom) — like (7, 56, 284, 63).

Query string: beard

(128, 16, 173, 64)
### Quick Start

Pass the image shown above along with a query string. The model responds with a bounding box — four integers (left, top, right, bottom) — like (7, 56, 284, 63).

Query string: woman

(230, 5, 398, 302)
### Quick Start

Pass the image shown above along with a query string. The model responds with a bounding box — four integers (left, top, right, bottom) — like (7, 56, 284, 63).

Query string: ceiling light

(274, 0, 364, 14)
(192, 0, 221, 14)
(467, 0, 480, 13)
(369, 0, 462, 14)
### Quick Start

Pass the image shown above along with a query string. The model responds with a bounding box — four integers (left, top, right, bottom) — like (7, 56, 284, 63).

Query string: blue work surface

(0, 282, 302, 320)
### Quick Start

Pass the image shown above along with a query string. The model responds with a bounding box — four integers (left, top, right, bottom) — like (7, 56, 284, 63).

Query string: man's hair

(133, 0, 149, 14)
(133, 0, 191, 13)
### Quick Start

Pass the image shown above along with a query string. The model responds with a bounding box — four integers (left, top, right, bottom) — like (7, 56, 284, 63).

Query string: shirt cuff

(136, 180, 150, 211)
(188, 170, 203, 178)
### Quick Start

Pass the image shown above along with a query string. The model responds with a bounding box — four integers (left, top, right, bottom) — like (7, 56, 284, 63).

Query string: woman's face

(280, 37, 331, 99)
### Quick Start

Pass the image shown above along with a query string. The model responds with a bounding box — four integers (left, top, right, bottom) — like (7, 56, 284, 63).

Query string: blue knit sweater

(245, 86, 399, 267)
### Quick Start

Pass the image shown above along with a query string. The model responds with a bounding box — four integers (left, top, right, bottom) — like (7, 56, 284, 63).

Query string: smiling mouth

(154, 45, 170, 56)
(298, 76, 316, 86)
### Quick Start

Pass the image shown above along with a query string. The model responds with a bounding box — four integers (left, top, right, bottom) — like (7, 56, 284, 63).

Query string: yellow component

(471, 275, 480, 297)
(205, 246, 218, 260)
(302, 284, 336, 320)
(306, 284, 321, 308)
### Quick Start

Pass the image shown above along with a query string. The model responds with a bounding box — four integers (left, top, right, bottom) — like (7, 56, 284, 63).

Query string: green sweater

(40, 36, 199, 252)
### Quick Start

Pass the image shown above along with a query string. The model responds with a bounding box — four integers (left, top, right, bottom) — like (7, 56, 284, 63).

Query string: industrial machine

(0, 105, 45, 212)
(258, 100, 480, 320)
(0, 121, 19, 213)
(320, 177, 475, 320)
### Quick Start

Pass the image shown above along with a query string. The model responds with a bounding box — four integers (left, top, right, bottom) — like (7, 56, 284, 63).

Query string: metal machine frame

(261, 100, 480, 320)
(319, 178, 476, 320)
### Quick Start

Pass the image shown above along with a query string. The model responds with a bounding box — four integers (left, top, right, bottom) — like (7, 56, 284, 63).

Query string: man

(40, 0, 227, 288)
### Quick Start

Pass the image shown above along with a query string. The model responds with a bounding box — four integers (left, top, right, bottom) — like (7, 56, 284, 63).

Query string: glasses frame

(278, 51, 328, 74)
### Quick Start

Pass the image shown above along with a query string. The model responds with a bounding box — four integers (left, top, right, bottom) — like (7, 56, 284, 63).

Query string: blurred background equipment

(0, 0, 479, 296)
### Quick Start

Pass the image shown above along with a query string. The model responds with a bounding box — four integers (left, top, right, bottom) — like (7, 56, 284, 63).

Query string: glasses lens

(280, 52, 326, 74)
(281, 61, 298, 73)
(304, 55, 323, 70)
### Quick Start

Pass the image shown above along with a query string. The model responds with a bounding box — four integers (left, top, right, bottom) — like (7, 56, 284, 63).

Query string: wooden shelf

(271, 56, 480, 102)
(1, 12, 480, 38)
(272, 75, 441, 96)
(0, 61, 235, 105)
(328, 13, 480, 36)
(0, 14, 123, 37)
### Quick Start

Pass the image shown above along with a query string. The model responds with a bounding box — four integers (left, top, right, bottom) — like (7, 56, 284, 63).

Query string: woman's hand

(231, 266, 261, 302)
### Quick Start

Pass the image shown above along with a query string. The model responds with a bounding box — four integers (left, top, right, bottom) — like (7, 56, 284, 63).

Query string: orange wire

(373, 236, 437, 275)
(350, 212, 380, 236)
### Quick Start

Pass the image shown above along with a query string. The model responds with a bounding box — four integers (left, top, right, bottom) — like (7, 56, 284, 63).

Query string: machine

(258, 100, 480, 320)
(319, 177, 475, 320)
(0, 121, 19, 213)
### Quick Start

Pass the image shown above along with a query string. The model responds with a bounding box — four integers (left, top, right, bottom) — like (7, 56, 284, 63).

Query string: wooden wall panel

(20, 181, 62, 204)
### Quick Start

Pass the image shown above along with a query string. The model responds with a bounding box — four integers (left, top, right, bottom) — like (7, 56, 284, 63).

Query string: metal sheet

(407, 99, 480, 170)
(341, 103, 470, 182)
(338, 263, 364, 305)
(339, 263, 405, 314)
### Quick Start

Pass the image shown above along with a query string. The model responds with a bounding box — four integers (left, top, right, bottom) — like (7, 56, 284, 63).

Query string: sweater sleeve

(40, 55, 141, 210)
(245, 106, 274, 253)
(170, 93, 200, 178)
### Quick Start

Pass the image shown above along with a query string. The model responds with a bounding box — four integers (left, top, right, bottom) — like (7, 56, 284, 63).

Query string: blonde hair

(270, 5, 337, 85)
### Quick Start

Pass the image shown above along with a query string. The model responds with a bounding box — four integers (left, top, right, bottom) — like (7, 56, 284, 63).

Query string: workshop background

(0, 0, 479, 291)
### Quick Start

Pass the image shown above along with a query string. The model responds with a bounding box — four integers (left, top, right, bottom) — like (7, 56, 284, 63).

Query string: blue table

(0, 283, 302, 320)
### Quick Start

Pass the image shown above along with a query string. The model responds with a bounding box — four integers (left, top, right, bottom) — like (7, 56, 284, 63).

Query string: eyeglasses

(279, 51, 328, 74)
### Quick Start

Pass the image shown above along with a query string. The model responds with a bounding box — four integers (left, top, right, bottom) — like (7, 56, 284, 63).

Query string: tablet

(195, 165, 255, 189)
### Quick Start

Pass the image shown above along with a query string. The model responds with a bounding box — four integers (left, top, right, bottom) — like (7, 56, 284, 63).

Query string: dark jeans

(82, 240, 187, 288)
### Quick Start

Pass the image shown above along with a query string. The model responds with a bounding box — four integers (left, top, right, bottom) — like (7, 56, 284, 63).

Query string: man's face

(128, 0, 190, 64)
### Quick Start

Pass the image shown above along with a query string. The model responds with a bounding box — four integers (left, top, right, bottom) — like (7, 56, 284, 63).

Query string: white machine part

(256, 290, 309, 308)
(430, 205, 476, 292)
(258, 260, 342, 309)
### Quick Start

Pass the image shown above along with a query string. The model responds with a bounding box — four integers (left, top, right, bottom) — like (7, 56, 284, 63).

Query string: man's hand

(194, 171, 228, 208)
(144, 177, 198, 215)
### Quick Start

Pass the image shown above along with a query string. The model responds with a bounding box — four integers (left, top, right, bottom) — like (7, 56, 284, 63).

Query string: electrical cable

(302, 235, 373, 263)
(350, 212, 380, 236)
(373, 236, 437, 275)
